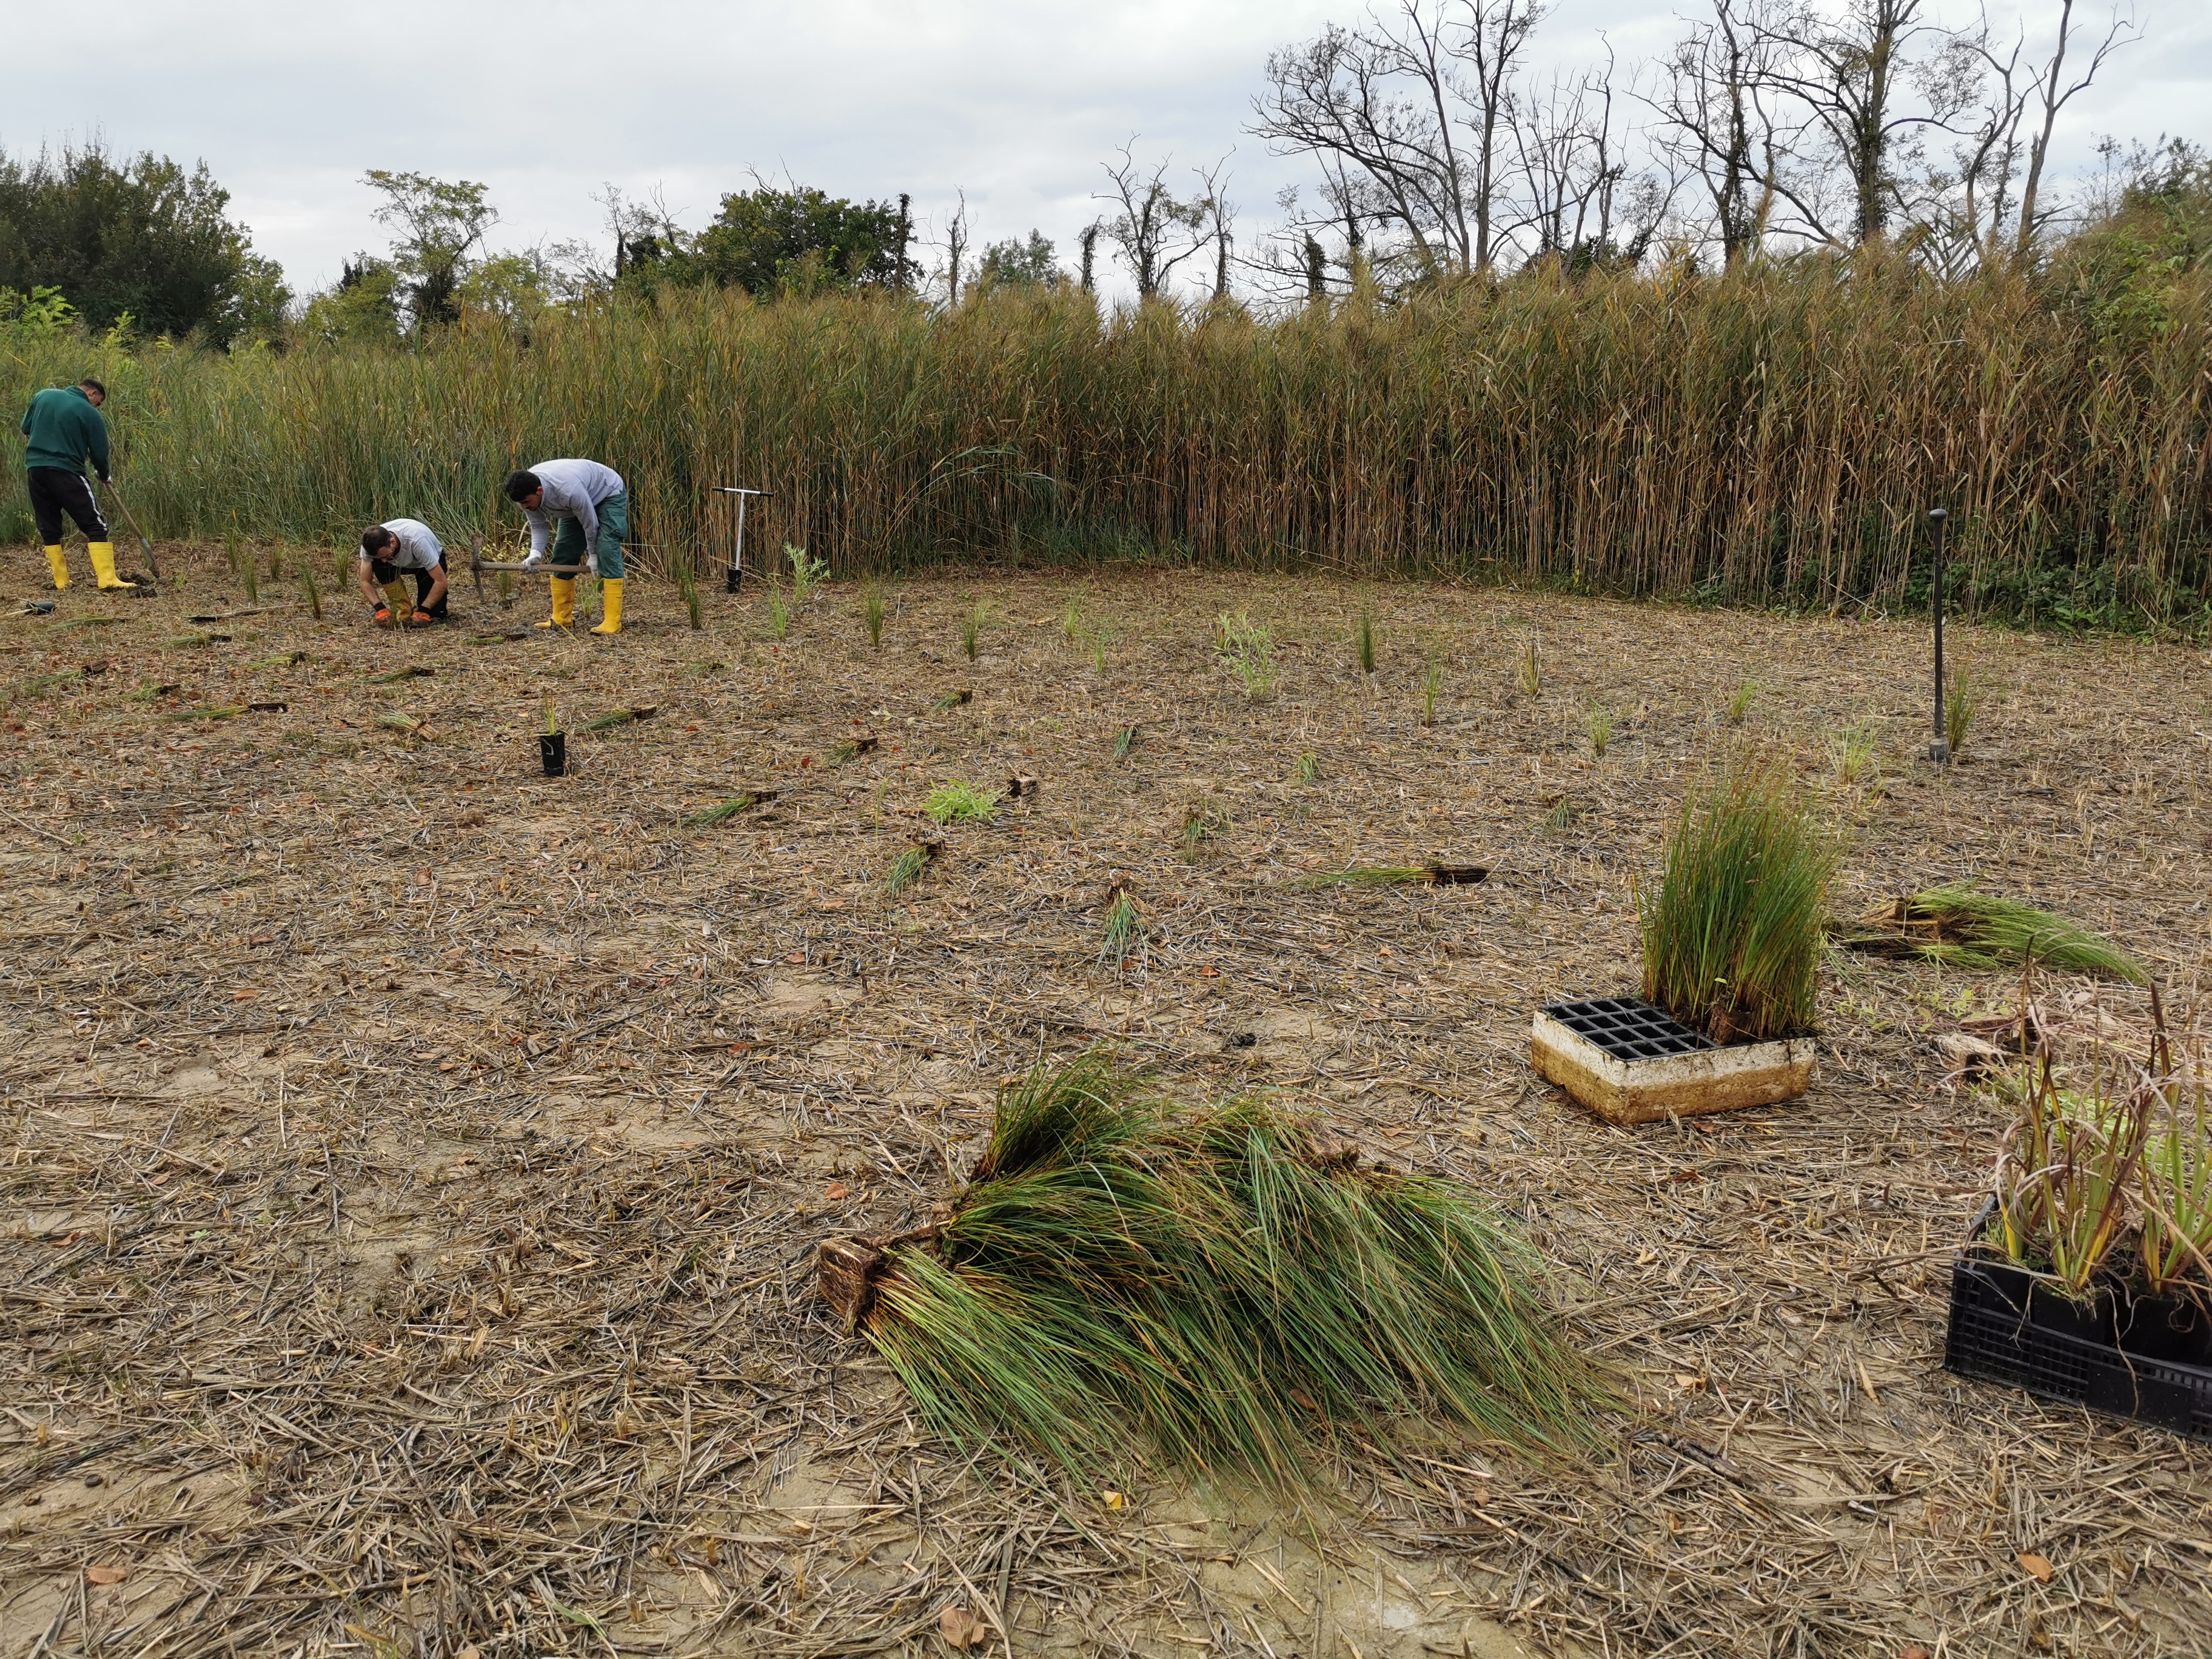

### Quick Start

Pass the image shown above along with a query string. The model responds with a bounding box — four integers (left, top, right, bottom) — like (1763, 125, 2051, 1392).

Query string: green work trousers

(551, 491, 629, 578)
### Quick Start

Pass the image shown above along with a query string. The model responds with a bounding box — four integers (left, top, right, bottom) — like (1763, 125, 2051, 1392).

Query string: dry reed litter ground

(3, 552, 2209, 1658)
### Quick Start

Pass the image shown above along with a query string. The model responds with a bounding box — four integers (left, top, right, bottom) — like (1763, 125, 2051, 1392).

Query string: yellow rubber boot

(537, 576, 577, 629)
(89, 541, 132, 590)
(590, 577, 624, 635)
(44, 546, 69, 590)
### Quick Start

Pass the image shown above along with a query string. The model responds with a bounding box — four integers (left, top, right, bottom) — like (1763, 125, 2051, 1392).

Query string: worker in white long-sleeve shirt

(504, 459, 629, 635)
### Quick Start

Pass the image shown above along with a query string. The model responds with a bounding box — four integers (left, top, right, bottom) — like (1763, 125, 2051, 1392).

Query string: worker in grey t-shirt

(356, 518, 451, 625)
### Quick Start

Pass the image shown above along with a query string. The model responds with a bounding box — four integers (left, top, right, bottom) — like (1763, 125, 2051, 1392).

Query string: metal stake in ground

(712, 486, 774, 593)
(1928, 507, 1949, 765)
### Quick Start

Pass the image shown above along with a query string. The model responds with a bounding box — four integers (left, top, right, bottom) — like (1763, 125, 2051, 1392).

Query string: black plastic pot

(1944, 1204, 2212, 1440)
(540, 732, 566, 777)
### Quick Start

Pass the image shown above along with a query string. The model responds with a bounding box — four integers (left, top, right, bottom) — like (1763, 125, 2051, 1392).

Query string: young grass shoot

(1215, 611, 1277, 702)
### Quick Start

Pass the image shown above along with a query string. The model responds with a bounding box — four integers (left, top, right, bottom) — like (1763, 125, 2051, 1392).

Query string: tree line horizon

(1, 0, 2199, 344)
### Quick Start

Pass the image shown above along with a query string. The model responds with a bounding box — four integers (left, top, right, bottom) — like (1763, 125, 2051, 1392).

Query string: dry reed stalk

(2, 261, 2204, 623)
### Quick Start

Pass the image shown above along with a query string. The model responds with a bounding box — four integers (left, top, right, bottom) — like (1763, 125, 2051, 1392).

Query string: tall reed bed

(5, 259, 2208, 618)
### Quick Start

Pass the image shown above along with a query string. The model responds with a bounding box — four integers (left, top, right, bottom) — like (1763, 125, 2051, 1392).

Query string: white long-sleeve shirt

(522, 459, 625, 558)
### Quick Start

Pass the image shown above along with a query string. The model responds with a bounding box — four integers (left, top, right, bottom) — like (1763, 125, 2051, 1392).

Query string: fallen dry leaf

(1902, 1646, 1932, 1659)
(1101, 1490, 1124, 1511)
(824, 1182, 849, 1200)
(939, 1605, 989, 1651)
(85, 1563, 128, 1585)
(2018, 1552, 2054, 1583)
(229, 988, 258, 1001)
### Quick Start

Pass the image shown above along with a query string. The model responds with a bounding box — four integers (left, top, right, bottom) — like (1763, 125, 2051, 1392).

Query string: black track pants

(370, 558, 449, 618)
(27, 468, 109, 543)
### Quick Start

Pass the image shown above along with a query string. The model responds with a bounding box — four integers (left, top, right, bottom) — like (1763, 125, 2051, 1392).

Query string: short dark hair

(360, 525, 396, 555)
(78, 378, 106, 398)
(504, 469, 542, 503)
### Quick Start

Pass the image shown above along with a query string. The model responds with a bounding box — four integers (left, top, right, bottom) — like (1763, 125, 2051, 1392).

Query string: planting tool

(98, 477, 161, 581)
(1928, 507, 1949, 765)
(466, 536, 581, 596)
(712, 485, 774, 592)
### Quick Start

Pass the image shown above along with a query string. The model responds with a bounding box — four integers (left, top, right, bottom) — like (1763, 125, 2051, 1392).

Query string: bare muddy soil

(2, 549, 2208, 1657)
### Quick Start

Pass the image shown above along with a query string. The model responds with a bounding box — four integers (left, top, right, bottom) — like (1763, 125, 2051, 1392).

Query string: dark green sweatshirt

(20, 386, 111, 480)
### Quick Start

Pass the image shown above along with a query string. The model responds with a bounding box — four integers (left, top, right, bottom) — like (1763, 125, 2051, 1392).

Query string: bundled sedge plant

(1640, 754, 1838, 1044)
(826, 1054, 1614, 1490)
(1885, 884, 2147, 984)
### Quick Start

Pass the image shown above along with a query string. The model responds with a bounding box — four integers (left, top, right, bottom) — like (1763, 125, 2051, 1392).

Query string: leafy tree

(362, 170, 495, 330)
(299, 254, 402, 345)
(0, 141, 289, 343)
(977, 232, 1061, 289)
(649, 185, 917, 297)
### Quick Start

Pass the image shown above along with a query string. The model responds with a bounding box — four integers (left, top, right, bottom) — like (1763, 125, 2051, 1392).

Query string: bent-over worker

(20, 377, 133, 591)
(356, 519, 451, 625)
(504, 460, 629, 635)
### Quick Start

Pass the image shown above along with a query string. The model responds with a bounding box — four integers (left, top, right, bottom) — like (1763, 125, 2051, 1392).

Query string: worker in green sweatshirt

(19, 378, 133, 591)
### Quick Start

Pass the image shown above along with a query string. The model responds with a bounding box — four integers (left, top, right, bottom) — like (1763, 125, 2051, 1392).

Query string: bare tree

(1654, 0, 1797, 267)
(943, 191, 970, 306)
(1098, 141, 1210, 299)
(1250, 0, 1547, 279)
(1510, 47, 1665, 266)
(2014, 0, 2138, 261)
(1762, 0, 1969, 247)
(1193, 157, 1237, 298)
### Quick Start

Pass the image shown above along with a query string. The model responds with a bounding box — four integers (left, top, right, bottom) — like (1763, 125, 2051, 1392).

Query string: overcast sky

(8, 0, 2206, 298)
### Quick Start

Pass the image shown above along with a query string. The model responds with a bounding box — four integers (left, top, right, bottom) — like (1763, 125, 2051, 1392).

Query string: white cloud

(6, 0, 2204, 296)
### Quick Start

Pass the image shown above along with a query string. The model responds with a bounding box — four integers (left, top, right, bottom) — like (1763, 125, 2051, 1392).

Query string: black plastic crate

(1943, 1216, 2212, 1441)
(1541, 996, 1715, 1062)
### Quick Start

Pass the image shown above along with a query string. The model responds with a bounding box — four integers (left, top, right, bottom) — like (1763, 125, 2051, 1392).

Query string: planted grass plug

(1946, 668, 1983, 757)
(1584, 703, 1613, 757)
(819, 1053, 1615, 1491)
(685, 793, 760, 826)
(1099, 887, 1144, 969)
(883, 838, 940, 894)
(926, 780, 1000, 825)
(1215, 611, 1276, 702)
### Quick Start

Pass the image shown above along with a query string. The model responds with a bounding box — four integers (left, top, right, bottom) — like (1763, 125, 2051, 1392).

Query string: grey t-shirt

(363, 518, 443, 572)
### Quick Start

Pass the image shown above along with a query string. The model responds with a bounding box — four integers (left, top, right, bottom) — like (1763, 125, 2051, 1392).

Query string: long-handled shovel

(98, 478, 161, 581)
